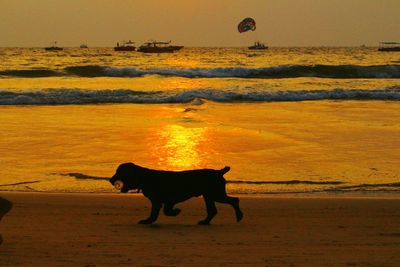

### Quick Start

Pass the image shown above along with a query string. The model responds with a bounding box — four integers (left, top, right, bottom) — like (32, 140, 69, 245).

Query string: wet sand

(1, 192, 400, 266)
(1, 101, 400, 194)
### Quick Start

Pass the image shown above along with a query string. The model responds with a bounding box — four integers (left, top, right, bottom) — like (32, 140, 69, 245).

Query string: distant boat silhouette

(80, 44, 88, 48)
(137, 40, 183, 53)
(248, 41, 268, 50)
(45, 41, 63, 51)
(378, 42, 400, 52)
(114, 40, 136, 51)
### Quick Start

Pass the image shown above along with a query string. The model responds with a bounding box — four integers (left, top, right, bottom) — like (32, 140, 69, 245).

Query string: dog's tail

(219, 166, 231, 175)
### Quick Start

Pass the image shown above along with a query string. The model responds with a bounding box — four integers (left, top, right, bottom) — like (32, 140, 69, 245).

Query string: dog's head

(109, 163, 142, 193)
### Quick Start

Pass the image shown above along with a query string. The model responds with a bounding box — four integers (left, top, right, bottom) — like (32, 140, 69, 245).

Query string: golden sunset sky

(1, 0, 399, 47)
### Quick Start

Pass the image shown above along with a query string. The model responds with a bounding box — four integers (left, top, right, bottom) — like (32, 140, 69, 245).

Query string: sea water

(0, 47, 399, 194)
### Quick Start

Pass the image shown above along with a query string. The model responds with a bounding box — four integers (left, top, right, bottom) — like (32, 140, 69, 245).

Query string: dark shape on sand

(0, 180, 42, 187)
(0, 197, 13, 245)
(110, 163, 243, 225)
(62, 173, 109, 180)
(0, 197, 12, 221)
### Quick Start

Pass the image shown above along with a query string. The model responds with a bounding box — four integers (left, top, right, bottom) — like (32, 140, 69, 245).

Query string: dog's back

(140, 166, 231, 199)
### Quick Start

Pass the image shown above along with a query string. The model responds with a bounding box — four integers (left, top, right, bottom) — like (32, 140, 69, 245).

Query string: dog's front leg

(198, 196, 217, 225)
(138, 199, 162, 224)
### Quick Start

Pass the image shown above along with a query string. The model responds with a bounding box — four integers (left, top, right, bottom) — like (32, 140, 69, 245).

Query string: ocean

(0, 47, 399, 195)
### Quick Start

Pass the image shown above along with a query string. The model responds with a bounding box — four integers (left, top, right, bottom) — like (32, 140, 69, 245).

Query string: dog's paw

(138, 219, 154, 224)
(197, 220, 210, 225)
(236, 210, 244, 222)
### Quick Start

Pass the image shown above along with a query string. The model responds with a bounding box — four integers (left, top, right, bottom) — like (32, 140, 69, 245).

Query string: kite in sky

(238, 18, 256, 33)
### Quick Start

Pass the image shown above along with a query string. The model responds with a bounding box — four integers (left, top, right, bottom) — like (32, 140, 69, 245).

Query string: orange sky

(1, 0, 399, 47)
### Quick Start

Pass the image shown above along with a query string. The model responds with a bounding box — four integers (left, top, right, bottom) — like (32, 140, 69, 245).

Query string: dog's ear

(119, 162, 142, 172)
(126, 162, 141, 169)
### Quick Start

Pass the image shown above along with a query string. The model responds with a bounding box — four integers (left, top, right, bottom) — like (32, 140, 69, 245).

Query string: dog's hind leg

(215, 195, 243, 222)
(163, 203, 181, 217)
(212, 180, 243, 222)
(198, 196, 217, 225)
(138, 199, 162, 224)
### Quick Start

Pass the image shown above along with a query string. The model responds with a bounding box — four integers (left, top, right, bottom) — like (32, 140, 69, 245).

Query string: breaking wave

(1, 64, 400, 78)
(0, 87, 399, 105)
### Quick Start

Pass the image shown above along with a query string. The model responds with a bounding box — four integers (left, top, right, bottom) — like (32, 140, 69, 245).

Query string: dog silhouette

(110, 163, 243, 225)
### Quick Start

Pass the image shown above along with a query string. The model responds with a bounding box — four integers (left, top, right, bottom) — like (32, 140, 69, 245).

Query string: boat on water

(378, 42, 400, 52)
(248, 41, 268, 50)
(137, 41, 183, 53)
(80, 44, 88, 48)
(169, 45, 184, 51)
(44, 42, 63, 51)
(114, 40, 136, 51)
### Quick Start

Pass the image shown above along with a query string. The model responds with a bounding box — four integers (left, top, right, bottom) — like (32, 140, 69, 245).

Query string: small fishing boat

(114, 40, 136, 51)
(80, 44, 88, 48)
(248, 41, 268, 50)
(137, 41, 183, 53)
(378, 42, 400, 52)
(44, 41, 63, 51)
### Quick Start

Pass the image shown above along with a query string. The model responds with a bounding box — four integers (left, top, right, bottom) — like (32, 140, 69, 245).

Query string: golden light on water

(154, 124, 208, 170)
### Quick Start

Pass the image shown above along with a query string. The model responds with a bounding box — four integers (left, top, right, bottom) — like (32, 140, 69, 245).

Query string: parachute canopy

(238, 18, 256, 33)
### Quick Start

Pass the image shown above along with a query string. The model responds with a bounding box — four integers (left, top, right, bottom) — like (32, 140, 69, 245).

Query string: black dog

(109, 163, 243, 225)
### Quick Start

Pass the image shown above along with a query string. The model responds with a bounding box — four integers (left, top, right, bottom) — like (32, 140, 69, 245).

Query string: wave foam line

(227, 180, 344, 185)
(62, 173, 344, 185)
(0, 88, 400, 105)
(1, 64, 400, 78)
(329, 182, 400, 191)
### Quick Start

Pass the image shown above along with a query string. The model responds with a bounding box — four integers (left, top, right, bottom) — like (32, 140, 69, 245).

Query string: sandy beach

(0, 192, 399, 266)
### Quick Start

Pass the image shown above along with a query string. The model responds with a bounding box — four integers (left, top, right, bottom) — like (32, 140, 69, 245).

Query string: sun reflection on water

(153, 124, 207, 170)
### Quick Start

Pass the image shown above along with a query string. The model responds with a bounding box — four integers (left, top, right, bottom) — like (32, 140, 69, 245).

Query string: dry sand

(1, 192, 400, 267)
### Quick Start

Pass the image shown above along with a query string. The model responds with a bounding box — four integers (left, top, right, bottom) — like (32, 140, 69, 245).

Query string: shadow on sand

(0, 197, 13, 245)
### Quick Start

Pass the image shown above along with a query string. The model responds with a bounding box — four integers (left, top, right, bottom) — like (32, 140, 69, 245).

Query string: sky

(1, 0, 399, 47)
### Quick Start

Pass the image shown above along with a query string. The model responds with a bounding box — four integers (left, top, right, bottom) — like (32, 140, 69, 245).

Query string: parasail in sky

(237, 18, 256, 33)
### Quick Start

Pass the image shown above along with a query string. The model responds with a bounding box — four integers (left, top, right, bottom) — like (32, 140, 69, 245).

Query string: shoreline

(2, 190, 400, 199)
(1, 192, 400, 266)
